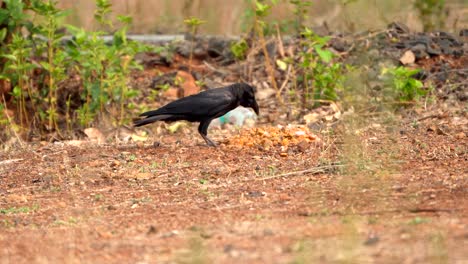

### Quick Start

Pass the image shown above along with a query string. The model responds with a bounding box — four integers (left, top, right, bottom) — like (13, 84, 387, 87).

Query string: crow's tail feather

(133, 115, 171, 127)
(139, 109, 163, 117)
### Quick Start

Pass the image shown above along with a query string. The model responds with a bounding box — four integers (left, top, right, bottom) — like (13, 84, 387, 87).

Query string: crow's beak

(252, 101, 259, 116)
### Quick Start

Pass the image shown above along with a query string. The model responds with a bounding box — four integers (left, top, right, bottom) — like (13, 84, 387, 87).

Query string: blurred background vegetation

(58, 0, 467, 34)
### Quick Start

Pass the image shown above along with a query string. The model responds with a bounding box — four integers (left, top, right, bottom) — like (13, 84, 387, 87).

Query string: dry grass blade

(0, 158, 24, 166)
(257, 164, 342, 181)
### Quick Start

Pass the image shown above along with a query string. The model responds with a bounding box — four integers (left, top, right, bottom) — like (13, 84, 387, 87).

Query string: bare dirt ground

(0, 23, 467, 263)
(1, 105, 466, 263)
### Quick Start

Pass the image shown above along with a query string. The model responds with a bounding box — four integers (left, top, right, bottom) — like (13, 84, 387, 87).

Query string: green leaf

(255, 2, 271, 16)
(230, 39, 248, 60)
(315, 47, 333, 63)
(39, 61, 51, 71)
(0, 9, 9, 25)
(1, 54, 17, 61)
(117, 15, 132, 24)
(12, 86, 21, 97)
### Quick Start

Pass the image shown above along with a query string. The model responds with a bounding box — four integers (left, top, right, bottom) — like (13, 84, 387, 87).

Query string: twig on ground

(405, 114, 442, 125)
(202, 61, 230, 76)
(0, 158, 24, 166)
(257, 164, 342, 181)
(277, 64, 292, 100)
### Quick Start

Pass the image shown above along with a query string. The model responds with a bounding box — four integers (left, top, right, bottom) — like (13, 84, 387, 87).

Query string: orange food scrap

(227, 125, 319, 151)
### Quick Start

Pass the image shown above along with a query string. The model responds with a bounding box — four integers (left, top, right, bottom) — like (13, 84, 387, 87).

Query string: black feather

(133, 83, 259, 146)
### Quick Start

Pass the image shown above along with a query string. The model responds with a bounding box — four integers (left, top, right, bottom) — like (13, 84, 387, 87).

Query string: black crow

(134, 83, 259, 146)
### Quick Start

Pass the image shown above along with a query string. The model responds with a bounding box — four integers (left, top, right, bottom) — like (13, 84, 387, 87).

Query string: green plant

(66, 1, 147, 126)
(251, 0, 280, 91)
(183, 17, 206, 73)
(0, 103, 7, 127)
(0, 0, 34, 49)
(0, 0, 150, 141)
(66, 25, 108, 126)
(0, 0, 39, 135)
(230, 38, 249, 60)
(381, 66, 426, 103)
(0, 204, 39, 214)
(94, 193, 104, 201)
(408, 216, 430, 225)
(128, 154, 136, 161)
(296, 27, 346, 108)
(1, 33, 36, 129)
(289, 0, 312, 34)
(32, 0, 69, 133)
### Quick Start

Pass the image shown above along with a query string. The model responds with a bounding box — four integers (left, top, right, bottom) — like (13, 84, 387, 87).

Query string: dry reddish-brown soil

(0, 107, 466, 263)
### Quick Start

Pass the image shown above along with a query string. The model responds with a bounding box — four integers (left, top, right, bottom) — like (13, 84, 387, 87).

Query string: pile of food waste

(225, 125, 319, 154)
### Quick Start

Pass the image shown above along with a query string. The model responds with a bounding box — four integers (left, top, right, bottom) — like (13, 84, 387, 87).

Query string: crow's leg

(198, 120, 216, 147)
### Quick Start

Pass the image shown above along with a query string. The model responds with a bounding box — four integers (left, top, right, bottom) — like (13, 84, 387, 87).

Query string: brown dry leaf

(303, 113, 320, 124)
(135, 172, 153, 180)
(455, 132, 465, 139)
(256, 88, 276, 100)
(84, 128, 105, 143)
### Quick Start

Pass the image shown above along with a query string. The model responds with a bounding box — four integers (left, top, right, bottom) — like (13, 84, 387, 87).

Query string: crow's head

(238, 83, 259, 116)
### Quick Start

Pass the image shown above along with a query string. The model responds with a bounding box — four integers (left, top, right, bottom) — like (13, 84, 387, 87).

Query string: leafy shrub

(0, 0, 152, 139)
(381, 66, 427, 102)
(296, 28, 346, 108)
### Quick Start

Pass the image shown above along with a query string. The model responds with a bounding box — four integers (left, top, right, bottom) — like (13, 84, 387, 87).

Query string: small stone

(455, 132, 465, 139)
(136, 173, 152, 180)
(411, 44, 429, 59)
(364, 235, 380, 246)
(263, 229, 274, 236)
(297, 140, 310, 152)
(84, 128, 106, 143)
(401, 233, 410, 240)
(256, 88, 276, 100)
(176, 71, 200, 97)
(147, 225, 158, 235)
(110, 160, 121, 168)
(247, 191, 265, 198)
(399, 50, 415, 65)
(280, 152, 288, 157)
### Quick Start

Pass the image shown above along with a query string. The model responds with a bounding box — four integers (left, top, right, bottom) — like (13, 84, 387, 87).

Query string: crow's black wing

(140, 88, 237, 119)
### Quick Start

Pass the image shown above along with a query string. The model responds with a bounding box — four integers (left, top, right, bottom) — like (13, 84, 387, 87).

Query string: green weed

(0, 0, 152, 139)
(408, 216, 431, 225)
(184, 17, 206, 73)
(289, 0, 313, 34)
(230, 38, 249, 60)
(381, 66, 427, 103)
(0, 204, 39, 214)
(294, 27, 346, 108)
